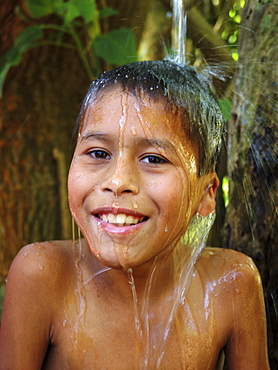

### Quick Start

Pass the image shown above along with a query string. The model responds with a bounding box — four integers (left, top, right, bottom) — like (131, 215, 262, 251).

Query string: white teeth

(98, 213, 144, 226)
(126, 215, 135, 224)
(116, 214, 126, 224)
(108, 214, 116, 223)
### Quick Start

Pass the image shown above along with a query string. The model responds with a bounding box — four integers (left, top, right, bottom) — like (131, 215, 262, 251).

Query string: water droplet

(36, 253, 41, 256)
(4, 277, 8, 283)
(164, 226, 168, 232)
(112, 199, 120, 209)
(131, 126, 137, 136)
(39, 265, 44, 271)
(62, 320, 67, 328)
(132, 201, 138, 209)
(23, 252, 29, 258)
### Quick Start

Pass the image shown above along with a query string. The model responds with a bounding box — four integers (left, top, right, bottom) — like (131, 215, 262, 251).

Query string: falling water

(171, 0, 187, 65)
(136, 212, 216, 369)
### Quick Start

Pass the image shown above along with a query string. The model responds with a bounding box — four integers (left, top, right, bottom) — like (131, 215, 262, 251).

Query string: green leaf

(25, 0, 62, 18)
(99, 7, 118, 19)
(25, 0, 97, 24)
(71, 0, 97, 23)
(93, 28, 137, 65)
(15, 26, 44, 50)
(0, 26, 43, 97)
(55, 0, 97, 25)
(218, 99, 233, 121)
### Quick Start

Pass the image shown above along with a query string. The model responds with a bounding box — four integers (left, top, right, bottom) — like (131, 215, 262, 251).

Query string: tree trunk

(0, 0, 90, 281)
(225, 0, 278, 366)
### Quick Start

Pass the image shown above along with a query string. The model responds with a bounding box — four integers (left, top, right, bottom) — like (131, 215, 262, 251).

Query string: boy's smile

(93, 207, 148, 234)
(68, 86, 211, 270)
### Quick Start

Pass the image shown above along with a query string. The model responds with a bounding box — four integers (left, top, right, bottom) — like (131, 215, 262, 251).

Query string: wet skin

(67, 86, 216, 271)
(0, 88, 269, 369)
(0, 242, 269, 369)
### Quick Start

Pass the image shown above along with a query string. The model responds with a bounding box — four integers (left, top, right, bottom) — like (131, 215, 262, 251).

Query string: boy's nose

(100, 158, 139, 196)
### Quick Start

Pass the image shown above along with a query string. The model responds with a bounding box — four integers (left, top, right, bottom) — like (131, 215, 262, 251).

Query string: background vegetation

(0, 0, 277, 366)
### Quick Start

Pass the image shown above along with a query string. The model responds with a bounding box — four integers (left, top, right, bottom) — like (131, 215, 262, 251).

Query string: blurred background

(0, 0, 277, 366)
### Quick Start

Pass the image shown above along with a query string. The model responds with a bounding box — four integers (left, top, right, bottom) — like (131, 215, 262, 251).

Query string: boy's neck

(90, 246, 191, 306)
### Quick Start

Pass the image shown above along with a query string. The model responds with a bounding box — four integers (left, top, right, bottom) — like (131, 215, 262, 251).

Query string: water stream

(171, 0, 187, 65)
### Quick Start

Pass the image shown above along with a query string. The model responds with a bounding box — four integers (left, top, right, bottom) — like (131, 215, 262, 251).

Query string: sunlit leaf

(222, 176, 230, 207)
(56, 0, 97, 25)
(93, 28, 137, 65)
(218, 99, 233, 121)
(25, 0, 62, 18)
(72, 0, 97, 23)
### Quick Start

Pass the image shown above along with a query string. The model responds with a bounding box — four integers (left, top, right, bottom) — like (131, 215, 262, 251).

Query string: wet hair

(75, 60, 224, 177)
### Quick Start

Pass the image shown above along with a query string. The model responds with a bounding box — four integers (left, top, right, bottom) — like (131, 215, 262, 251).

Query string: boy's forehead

(81, 86, 198, 155)
(83, 85, 182, 131)
(90, 85, 167, 111)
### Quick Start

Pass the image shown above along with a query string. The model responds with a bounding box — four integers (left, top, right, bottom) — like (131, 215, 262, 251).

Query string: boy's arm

(0, 244, 56, 369)
(224, 256, 270, 369)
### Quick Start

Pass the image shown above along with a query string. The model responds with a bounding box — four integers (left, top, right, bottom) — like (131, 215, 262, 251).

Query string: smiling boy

(0, 61, 269, 369)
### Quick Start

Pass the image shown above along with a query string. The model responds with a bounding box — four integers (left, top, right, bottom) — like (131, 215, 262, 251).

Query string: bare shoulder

(198, 246, 261, 282)
(0, 241, 81, 368)
(197, 251, 269, 368)
(195, 246, 264, 307)
(8, 240, 76, 283)
(4, 240, 79, 308)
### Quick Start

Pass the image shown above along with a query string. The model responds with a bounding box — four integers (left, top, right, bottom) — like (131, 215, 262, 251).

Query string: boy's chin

(90, 245, 133, 271)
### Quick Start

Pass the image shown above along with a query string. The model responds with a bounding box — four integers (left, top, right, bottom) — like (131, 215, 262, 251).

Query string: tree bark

(225, 0, 278, 366)
(0, 0, 90, 280)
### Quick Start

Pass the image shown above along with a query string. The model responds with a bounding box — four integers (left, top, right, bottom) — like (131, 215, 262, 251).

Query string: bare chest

(44, 295, 225, 370)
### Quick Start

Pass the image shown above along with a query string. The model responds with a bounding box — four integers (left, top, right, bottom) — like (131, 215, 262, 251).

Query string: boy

(0, 60, 269, 369)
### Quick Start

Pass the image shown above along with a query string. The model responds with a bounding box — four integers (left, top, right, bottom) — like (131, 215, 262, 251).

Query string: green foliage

(0, 0, 137, 97)
(218, 0, 245, 61)
(0, 26, 43, 95)
(94, 29, 137, 65)
(222, 176, 230, 207)
(218, 99, 233, 121)
(25, 0, 97, 23)
(99, 7, 118, 19)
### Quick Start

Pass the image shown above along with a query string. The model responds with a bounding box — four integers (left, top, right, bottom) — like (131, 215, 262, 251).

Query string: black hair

(75, 60, 224, 176)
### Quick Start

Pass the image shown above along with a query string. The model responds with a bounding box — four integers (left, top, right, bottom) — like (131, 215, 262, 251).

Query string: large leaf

(70, 0, 97, 23)
(93, 28, 137, 65)
(0, 26, 43, 97)
(25, 0, 63, 18)
(55, 0, 97, 26)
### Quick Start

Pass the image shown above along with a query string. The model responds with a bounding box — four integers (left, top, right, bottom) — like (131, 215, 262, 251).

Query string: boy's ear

(197, 175, 219, 217)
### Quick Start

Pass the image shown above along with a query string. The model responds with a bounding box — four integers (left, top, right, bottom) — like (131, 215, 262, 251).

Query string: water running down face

(68, 85, 218, 271)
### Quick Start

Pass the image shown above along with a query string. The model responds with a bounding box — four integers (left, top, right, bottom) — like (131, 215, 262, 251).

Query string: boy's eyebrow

(81, 131, 176, 151)
(133, 137, 175, 150)
(81, 132, 111, 142)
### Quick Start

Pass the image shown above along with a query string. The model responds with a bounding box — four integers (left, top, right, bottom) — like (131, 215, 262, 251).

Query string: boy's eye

(140, 155, 168, 164)
(87, 149, 111, 160)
